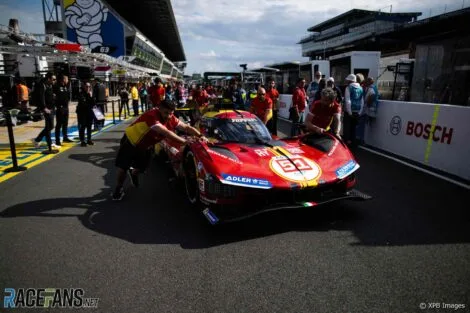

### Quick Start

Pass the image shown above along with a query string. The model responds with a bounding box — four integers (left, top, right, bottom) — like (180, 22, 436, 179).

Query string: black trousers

(132, 99, 139, 116)
(141, 95, 148, 111)
(35, 111, 54, 149)
(267, 110, 278, 135)
(119, 98, 130, 118)
(78, 111, 93, 142)
(55, 107, 69, 144)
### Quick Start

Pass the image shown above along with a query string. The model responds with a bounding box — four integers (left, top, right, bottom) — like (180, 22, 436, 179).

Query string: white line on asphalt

(359, 146, 470, 190)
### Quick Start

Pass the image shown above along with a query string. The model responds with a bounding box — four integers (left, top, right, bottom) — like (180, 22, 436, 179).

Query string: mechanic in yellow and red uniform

(112, 99, 207, 200)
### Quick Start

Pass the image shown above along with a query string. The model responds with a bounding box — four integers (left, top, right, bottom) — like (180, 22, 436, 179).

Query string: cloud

(199, 50, 218, 58)
(173, 0, 468, 74)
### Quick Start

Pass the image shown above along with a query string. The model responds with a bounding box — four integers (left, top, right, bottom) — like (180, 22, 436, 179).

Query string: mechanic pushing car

(112, 99, 208, 201)
(304, 87, 342, 137)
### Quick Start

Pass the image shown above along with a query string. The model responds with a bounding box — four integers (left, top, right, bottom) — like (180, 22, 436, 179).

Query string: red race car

(156, 109, 371, 225)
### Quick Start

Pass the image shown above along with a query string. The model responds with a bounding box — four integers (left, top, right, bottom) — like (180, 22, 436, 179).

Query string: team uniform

(251, 97, 273, 123)
(116, 108, 181, 172)
(308, 100, 342, 131)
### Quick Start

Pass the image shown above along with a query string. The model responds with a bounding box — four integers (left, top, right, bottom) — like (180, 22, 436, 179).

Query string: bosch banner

(365, 100, 470, 181)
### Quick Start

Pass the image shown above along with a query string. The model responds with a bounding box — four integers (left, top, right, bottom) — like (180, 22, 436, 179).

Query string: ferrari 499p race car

(155, 109, 371, 225)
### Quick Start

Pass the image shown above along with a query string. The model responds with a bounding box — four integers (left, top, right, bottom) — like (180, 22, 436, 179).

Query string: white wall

(365, 100, 470, 181)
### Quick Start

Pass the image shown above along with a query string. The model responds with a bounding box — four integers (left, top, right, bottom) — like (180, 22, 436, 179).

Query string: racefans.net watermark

(3, 288, 99, 309)
(419, 302, 466, 310)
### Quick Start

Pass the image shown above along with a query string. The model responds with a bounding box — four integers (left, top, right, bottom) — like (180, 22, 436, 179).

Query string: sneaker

(128, 169, 139, 188)
(112, 188, 125, 201)
(80, 142, 87, 147)
(51, 143, 61, 149)
(87, 140, 94, 145)
(56, 142, 61, 146)
(63, 138, 73, 143)
(32, 138, 41, 149)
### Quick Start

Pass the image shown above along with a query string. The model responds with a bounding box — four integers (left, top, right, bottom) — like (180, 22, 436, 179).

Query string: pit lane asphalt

(1, 118, 469, 313)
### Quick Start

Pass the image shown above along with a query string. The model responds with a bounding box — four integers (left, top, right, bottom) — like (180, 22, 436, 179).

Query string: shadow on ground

(1, 135, 469, 248)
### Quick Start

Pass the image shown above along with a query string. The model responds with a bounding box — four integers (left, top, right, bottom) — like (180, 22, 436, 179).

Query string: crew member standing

(93, 78, 107, 130)
(32, 72, 59, 153)
(265, 78, 280, 135)
(290, 78, 307, 137)
(54, 75, 72, 145)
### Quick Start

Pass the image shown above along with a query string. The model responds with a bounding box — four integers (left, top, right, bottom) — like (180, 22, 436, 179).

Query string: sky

(1, 0, 469, 75)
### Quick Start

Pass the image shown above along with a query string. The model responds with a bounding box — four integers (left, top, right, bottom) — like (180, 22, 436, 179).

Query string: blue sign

(335, 160, 359, 179)
(221, 174, 272, 189)
(64, 0, 125, 58)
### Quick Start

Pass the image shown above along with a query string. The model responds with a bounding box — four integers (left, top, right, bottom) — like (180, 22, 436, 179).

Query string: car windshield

(211, 117, 272, 144)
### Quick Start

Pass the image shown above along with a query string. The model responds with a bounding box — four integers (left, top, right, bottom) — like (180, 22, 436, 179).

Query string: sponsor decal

(197, 161, 204, 172)
(203, 208, 219, 225)
(406, 121, 453, 145)
(269, 155, 321, 183)
(302, 202, 317, 207)
(254, 148, 271, 157)
(335, 160, 360, 179)
(221, 174, 272, 189)
(230, 118, 257, 122)
(390, 116, 402, 135)
(389, 116, 453, 145)
(207, 149, 243, 164)
(198, 178, 205, 192)
(284, 146, 304, 154)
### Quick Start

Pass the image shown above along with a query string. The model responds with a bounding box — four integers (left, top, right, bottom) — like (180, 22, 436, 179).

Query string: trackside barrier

(364, 100, 470, 182)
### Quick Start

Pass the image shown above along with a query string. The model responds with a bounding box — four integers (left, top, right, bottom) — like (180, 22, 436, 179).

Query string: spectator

(326, 77, 343, 104)
(313, 78, 327, 102)
(307, 71, 322, 105)
(139, 82, 149, 112)
(32, 72, 59, 153)
(93, 78, 107, 130)
(76, 82, 95, 147)
(131, 83, 139, 116)
(54, 75, 72, 145)
(233, 82, 247, 110)
(343, 74, 365, 148)
(118, 84, 130, 118)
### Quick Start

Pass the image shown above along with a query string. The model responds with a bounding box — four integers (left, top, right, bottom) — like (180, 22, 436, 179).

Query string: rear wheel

(183, 151, 199, 205)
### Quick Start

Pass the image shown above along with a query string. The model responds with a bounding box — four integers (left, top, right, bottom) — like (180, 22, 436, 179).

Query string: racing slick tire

(183, 150, 200, 206)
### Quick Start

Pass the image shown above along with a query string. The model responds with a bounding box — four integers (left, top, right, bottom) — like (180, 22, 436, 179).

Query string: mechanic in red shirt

(305, 87, 342, 137)
(290, 77, 307, 136)
(250, 87, 273, 124)
(112, 99, 207, 200)
(149, 78, 166, 108)
(265, 78, 280, 135)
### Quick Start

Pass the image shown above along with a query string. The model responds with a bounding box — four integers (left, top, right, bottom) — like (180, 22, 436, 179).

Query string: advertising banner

(63, 0, 125, 58)
(365, 100, 470, 181)
(278, 94, 292, 119)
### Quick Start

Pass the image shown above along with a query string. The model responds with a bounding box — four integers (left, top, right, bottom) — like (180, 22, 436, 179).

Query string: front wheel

(183, 151, 200, 205)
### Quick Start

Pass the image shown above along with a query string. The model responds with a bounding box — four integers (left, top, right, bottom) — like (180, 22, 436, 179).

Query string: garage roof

(103, 0, 186, 62)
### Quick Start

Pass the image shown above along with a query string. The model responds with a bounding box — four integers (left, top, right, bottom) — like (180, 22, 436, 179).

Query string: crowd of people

(295, 71, 379, 149)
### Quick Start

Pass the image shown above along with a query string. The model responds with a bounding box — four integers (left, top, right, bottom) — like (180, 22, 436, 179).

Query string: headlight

(205, 174, 237, 198)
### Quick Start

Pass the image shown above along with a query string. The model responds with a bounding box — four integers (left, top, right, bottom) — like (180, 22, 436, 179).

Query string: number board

(269, 156, 321, 182)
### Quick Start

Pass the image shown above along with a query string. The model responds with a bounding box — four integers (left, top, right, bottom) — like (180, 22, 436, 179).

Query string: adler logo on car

(221, 174, 273, 189)
(335, 160, 360, 179)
